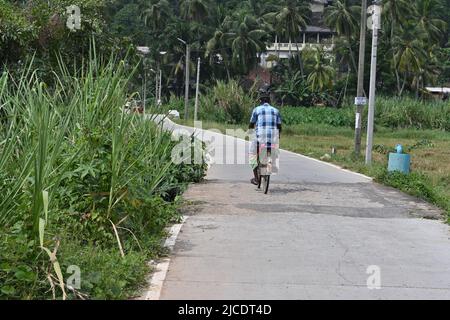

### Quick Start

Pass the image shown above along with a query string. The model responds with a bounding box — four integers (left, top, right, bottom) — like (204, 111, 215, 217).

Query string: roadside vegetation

(0, 55, 206, 299)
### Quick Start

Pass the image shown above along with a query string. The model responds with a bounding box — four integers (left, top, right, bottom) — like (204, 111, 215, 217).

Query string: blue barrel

(388, 152, 411, 174)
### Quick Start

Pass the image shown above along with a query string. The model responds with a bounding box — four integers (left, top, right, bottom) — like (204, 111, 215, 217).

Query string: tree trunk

(295, 42, 304, 78)
(347, 36, 358, 73)
(390, 17, 402, 96)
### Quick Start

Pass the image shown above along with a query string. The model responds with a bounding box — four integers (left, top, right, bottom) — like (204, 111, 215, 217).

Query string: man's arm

(276, 112, 282, 135)
(249, 108, 257, 129)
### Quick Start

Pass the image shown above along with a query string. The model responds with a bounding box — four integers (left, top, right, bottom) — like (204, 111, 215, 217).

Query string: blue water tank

(388, 152, 411, 174)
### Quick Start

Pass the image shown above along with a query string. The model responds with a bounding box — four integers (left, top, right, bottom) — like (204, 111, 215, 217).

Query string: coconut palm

(264, 0, 310, 75)
(392, 25, 428, 95)
(383, 0, 416, 95)
(206, 27, 233, 79)
(140, 0, 172, 31)
(415, 0, 447, 43)
(226, 13, 267, 74)
(306, 47, 335, 91)
(180, 0, 210, 23)
(324, 0, 360, 72)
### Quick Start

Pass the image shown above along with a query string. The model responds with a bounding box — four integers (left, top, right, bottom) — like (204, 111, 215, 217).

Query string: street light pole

(184, 43, 190, 120)
(365, 2, 381, 165)
(194, 57, 201, 121)
(143, 69, 147, 113)
(354, 0, 368, 155)
(155, 69, 159, 105)
(177, 38, 190, 120)
(159, 69, 162, 105)
(157, 51, 167, 107)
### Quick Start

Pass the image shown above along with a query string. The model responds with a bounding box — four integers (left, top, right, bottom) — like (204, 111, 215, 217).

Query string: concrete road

(154, 116, 450, 299)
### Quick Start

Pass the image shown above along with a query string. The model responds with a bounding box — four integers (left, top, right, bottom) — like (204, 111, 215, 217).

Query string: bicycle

(257, 144, 273, 194)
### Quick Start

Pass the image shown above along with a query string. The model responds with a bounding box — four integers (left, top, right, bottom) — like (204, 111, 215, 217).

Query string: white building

(260, 0, 335, 68)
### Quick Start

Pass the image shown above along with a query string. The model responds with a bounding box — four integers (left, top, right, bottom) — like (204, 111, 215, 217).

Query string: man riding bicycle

(249, 85, 282, 186)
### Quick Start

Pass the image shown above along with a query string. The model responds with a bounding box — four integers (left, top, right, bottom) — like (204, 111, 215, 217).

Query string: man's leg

(250, 140, 259, 185)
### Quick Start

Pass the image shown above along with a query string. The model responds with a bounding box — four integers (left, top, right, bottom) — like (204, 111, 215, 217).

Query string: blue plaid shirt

(250, 103, 282, 146)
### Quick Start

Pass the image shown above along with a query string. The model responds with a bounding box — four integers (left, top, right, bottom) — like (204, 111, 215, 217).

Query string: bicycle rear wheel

(257, 167, 262, 189)
(261, 175, 270, 194)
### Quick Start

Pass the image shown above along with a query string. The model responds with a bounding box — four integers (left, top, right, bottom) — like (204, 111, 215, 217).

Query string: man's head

(258, 84, 271, 104)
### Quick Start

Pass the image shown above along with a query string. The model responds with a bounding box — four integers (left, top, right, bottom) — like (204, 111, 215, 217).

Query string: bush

(199, 80, 256, 124)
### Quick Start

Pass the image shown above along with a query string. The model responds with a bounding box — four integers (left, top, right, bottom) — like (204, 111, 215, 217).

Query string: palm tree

(392, 25, 428, 96)
(140, 0, 172, 31)
(264, 0, 310, 75)
(306, 47, 335, 92)
(206, 27, 232, 79)
(324, 0, 360, 73)
(415, 0, 447, 44)
(180, 0, 209, 23)
(226, 13, 267, 75)
(382, 0, 416, 95)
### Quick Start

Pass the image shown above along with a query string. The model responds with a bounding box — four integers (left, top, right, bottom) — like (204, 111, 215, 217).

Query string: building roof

(303, 25, 334, 33)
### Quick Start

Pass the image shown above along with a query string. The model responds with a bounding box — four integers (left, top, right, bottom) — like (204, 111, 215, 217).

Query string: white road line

(139, 216, 188, 300)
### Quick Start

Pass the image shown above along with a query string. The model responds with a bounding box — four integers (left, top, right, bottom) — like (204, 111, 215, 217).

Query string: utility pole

(184, 43, 190, 120)
(354, 0, 368, 155)
(365, 1, 382, 165)
(157, 51, 167, 107)
(194, 57, 201, 121)
(143, 70, 147, 113)
(158, 69, 162, 105)
(155, 70, 159, 105)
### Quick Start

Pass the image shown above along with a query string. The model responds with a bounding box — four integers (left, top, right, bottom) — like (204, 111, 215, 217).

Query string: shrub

(200, 80, 256, 124)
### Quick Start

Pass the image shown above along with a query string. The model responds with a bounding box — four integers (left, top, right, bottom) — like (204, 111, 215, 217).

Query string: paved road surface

(153, 116, 450, 299)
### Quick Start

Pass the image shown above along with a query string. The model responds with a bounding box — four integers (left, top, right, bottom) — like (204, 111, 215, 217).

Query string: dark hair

(258, 84, 271, 104)
(259, 95, 271, 104)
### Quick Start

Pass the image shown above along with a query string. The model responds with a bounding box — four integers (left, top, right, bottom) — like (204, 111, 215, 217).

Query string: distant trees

(323, 0, 449, 97)
(1, 0, 449, 100)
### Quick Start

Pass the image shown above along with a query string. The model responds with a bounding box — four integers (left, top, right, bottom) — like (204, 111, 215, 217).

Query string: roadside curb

(138, 216, 188, 300)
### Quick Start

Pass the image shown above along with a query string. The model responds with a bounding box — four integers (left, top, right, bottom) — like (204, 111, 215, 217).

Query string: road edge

(138, 216, 188, 300)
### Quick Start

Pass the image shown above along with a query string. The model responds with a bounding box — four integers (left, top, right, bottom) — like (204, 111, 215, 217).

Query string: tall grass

(279, 96, 449, 131)
(0, 51, 205, 299)
(375, 96, 450, 131)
